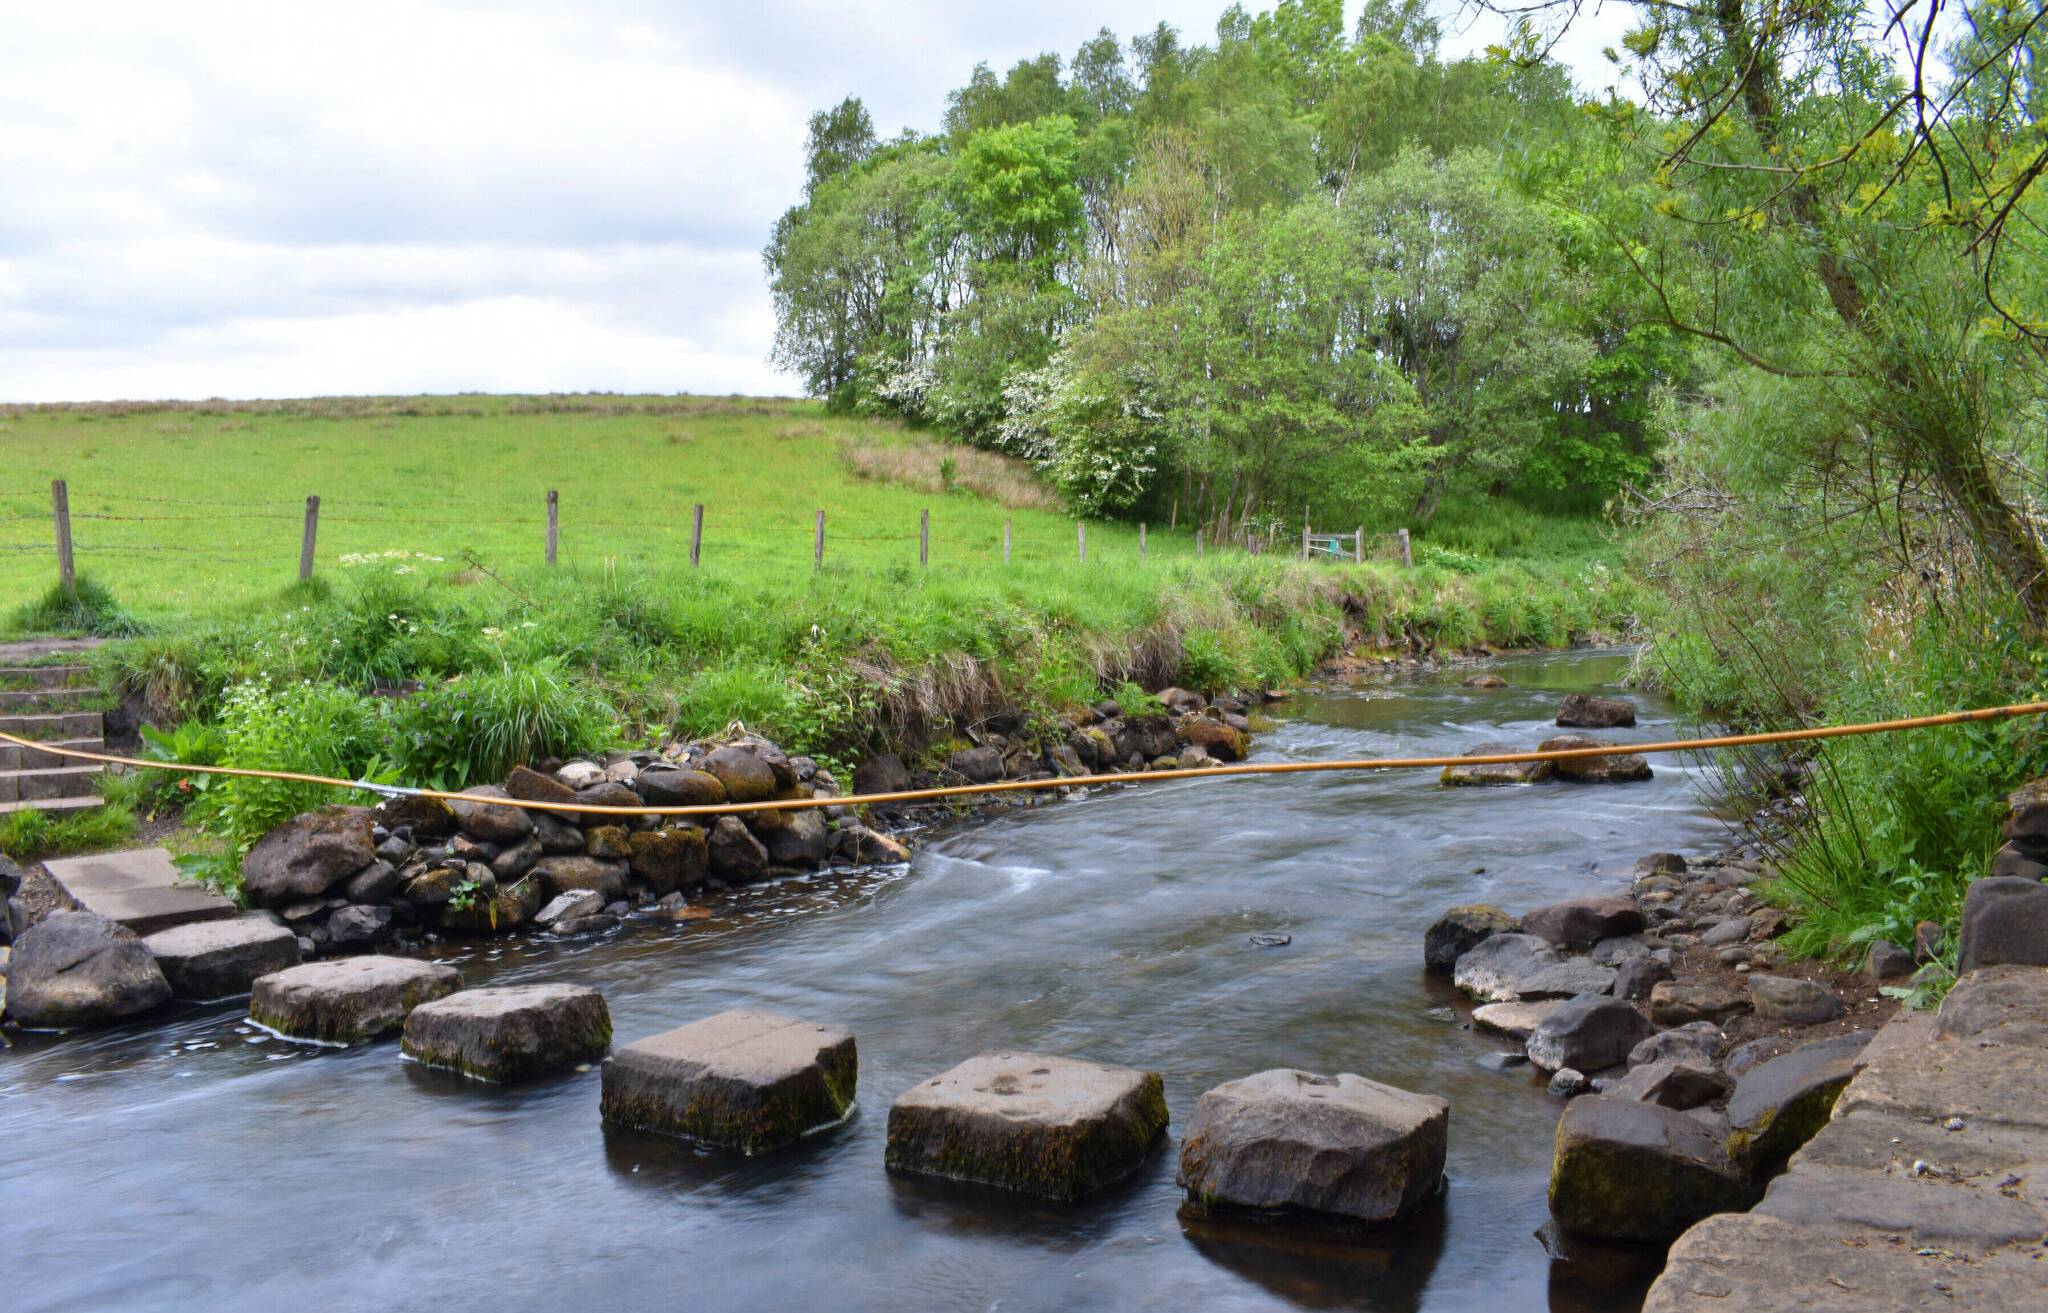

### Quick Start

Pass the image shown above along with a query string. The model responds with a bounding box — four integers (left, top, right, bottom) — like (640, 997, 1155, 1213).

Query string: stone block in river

(886, 1051, 1167, 1200)
(1422, 904, 1516, 975)
(7, 910, 172, 1028)
(1548, 1096, 1758, 1241)
(143, 913, 301, 999)
(1438, 743, 1553, 786)
(1957, 876, 2048, 973)
(1726, 1030, 1872, 1178)
(446, 785, 535, 845)
(1746, 974, 1844, 1026)
(241, 807, 376, 906)
(1521, 896, 1644, 951)
(1177, 1069, 1448, 1224)
(1539, 735, 1653, 783)
(601, 1009, 857, 1153)
(1453, 933, 1559, 1002)
(402, 983, 611, 1081)
(1648, 979, 1751, 1027)
(1525, 996, 1651, 1074)
(1555, 693, 1637, 728)
(248, 955, 462, 1043)
(532, 855, 626, 903)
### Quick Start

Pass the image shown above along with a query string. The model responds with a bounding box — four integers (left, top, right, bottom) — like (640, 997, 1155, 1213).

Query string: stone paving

(42, 848, 239, 936)
(1645, 966, 2048, 1311)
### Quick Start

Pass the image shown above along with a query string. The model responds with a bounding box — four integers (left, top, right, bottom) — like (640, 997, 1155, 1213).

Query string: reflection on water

(0, 652, 1725, 1313)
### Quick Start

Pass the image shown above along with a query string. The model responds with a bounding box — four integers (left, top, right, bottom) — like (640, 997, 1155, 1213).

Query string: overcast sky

(0, 0, 1628, 403)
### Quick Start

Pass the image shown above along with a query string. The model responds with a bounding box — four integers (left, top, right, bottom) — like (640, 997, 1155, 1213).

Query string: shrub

(385, 661, 619, 789)
(6, 576, 144, 638)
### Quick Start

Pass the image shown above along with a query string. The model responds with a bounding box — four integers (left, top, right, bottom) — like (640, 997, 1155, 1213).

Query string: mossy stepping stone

(599, 1008, 856, 1153)
(886, 1051, 1168, 1201)
(401, 983, 612, 1081)
(249, 955, 461, 1044)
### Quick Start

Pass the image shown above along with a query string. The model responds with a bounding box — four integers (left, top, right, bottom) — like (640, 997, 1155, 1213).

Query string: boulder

(7, 911, 172, 1027)
(1176, 1069, 1448, 1223)
(143, 914, 301, 999)
(601, 1008, 857, 1153)
(1863, 939, 1915, 983)
(944, 745, 1006, 785)
(727, 736, 797, 790)
(553, 760, 604, 789)
(1548, 1096, 1757, 1241)
(1525, 996, 1653, 1074)
(535, 889, 606, 927)
(1635, 852, 1688, 879)
(1726, 1030, 1872, 1177)
(402, 863, 494, 915)
(248, 955, 462, 1043)
(1556, 694, 1637, 728)
(401, 983, 611, 1081)
(1471, 999, 1563, 1040)
(531, 812, 585, 855)
(1540, 735, 1654, 784)
(1522, 897, 1645, 952)
(1514, 958, 1619, 1000)
(1440, 743, 1554, 786)
(584, 824, 634, 860)
(707, 817, 769, 882)
(700, 747, 777, 804)
(374, 795, 457, 838)
(1935, 962, 2048, 1043)
(343, 859, 403, 903)
(1590, 934, 1650, 966)
(1157, 686, 1206, 713)
(1463, 674, 1508, 689)
(1987, 841, 2048, 882)
(241, 807, 377, 906)
(572, 780, 641, 810)
(326, 903, 393, 949)
(1648, 980, 1750, 1027)
(1614, 955, 1673, 1002)
(1422, 904, 1517, 975)
(1956, 875, 2048, 973)
(1453, 933, 1560, 1002)
(627, 827, 708, 895)
(489, 836, 541, 883)
(532, 855, 627, 904)
(1628, 1021, 1723, 1070)
(633, 767, 727, 808)
(1606, 1059, 1729, 1110)
(446, 786, 535, 845)
(1747, 975, 1845, 1026)
(1178, 718, 1248, 763)
(1700, 915, 1752, 947)
(851, 753, 911, 795)
(504, 764, 579, 813)
(886, 1051, 1167, 1201)
(754, 809, 831, 868)
(2000, 776, 2048, 843)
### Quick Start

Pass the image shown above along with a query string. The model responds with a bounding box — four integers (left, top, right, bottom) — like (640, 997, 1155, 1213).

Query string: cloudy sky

(0, 1, 1626, 403)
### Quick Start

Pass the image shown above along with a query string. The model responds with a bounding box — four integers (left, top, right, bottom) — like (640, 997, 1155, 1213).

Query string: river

(1, 651, 1728, 1313)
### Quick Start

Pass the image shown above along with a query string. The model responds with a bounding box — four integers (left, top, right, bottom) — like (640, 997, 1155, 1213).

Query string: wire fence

(3, 478, 1417, 597)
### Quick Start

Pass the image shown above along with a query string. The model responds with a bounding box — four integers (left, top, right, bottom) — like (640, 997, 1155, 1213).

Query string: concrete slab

(43, 848, 239, 935)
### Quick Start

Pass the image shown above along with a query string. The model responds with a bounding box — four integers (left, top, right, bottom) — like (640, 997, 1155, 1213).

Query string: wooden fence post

(1196, 528, 1204, 560)
(1077, 521, 1087, 564)
(1354, 525, 1364, 565)
(1002, 518, 1011, 565)
(299, 495, 320, 582)
(1398, 527, 1412, 568)
(51, 479, 75, 593)
(920, 508, 930, 569)
(813, 510, 825, 570)
(1139, 522, 1147, 562)
(690, 504, 704, 567)
(545, 490, 558, 565)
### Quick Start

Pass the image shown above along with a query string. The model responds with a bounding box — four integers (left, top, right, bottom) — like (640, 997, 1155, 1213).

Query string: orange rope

(5, 699, 2047, 819)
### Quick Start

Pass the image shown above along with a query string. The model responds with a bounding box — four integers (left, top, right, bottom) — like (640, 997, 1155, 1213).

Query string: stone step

(0, 737, 101, 771)
(0, 765, 102, 803)
(0, 794, 104, 818)
(0, 710, 104, 741)
(42, 847, 239, 936)
(0, 637, 103, 664)
(0, 687, 100, 710)
(0, 664, 93, 690)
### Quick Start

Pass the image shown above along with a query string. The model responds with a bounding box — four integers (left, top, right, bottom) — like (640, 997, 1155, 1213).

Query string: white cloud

(0, 1, 1623, 404)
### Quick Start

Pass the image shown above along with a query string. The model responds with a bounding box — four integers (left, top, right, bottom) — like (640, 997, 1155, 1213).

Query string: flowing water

(2, 652, 1729, 1313)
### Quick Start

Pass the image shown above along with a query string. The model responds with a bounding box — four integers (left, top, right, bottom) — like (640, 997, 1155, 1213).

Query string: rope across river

(6, 699, 2048, 819)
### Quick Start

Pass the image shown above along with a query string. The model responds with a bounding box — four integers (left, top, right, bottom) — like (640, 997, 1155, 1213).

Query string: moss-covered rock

(599, 1008, 857, 1153)
(249, 955, 462, 1043)
(1725, 1030, 1872, 1178)
(1549, 1095, 1757, 1241)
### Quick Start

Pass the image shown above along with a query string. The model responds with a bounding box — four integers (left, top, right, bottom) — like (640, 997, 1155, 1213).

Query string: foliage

(5, 576, 143, 638)
(0, 799, 138, 863)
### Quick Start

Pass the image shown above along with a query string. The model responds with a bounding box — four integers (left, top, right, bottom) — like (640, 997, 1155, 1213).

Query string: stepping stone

(143, 913, 301, 999)
(1439, 743, 1553, 786)
(1177, 1068, 1448, 1224)
(886, 1051, 1168, 1201)
(43, 848, 239, 935)
(401, 983, 612, 1081)
(248, 955, 462, 1044)
(1540, 734, 1653, 783)
(600, 1008, 856, 1153)
(1556, 693, 1637, 728)
(1549, 1095, 1758, 1241)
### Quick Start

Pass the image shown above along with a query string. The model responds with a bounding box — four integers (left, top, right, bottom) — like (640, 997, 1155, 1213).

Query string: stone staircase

(0, 639, 107, 819)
